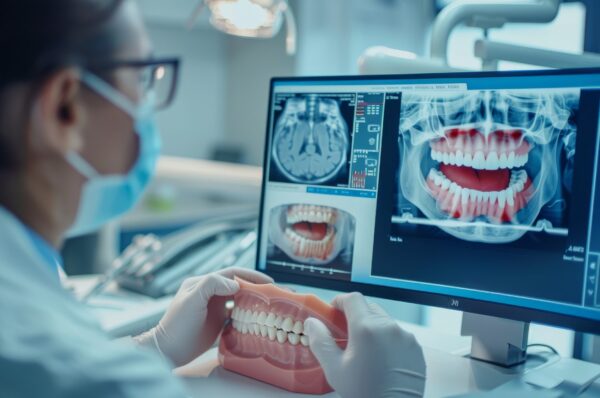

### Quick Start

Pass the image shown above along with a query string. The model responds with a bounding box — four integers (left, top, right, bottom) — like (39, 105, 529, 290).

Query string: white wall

(146, 23, 228, 159)
(296, 0, 434, 76)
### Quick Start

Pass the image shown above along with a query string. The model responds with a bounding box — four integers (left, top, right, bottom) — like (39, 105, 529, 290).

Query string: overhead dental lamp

(187, 0, 297, 55)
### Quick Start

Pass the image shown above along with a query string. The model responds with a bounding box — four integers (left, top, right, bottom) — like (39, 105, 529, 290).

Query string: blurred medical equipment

(359, 0, 600, 74)
(114, 213, 257, 298)
(186, 0, 296, 55)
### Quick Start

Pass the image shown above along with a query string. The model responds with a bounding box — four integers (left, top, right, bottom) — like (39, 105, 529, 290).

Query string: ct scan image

(269, 93, 355, 187)
(267, 203, 356, 270)
(392, 89, 579, 244)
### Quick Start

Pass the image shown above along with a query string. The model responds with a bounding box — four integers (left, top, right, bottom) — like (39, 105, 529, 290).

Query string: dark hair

(0, 0, 125, 168)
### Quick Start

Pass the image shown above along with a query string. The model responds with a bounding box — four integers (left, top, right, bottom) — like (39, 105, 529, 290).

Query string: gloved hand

(135, 267, 273, 367)
(304, 292, 426, 398)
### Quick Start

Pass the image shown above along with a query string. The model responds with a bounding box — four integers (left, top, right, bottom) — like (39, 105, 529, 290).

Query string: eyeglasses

(88, 57, 180, 111)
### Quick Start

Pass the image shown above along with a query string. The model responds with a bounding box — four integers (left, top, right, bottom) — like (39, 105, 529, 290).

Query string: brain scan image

(267, 204, 355, 271)
(269, 94, 353, 186)
(395, 89, 579, 244)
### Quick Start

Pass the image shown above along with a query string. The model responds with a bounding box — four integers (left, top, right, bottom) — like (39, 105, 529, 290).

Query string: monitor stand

(461, 312, 600, 395)
(461, 312, 529, 367)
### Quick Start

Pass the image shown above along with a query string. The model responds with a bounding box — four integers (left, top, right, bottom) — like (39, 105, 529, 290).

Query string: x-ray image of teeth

(394, 89, 579, 244)
(269, 93, 353, 186)
(267, 204, 355, 269)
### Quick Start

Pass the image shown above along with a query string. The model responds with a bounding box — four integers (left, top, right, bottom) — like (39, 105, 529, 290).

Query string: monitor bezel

(256, 67, 600, 335)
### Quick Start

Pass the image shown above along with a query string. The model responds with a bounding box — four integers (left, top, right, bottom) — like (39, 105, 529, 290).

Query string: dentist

(0, 1, 425, 397)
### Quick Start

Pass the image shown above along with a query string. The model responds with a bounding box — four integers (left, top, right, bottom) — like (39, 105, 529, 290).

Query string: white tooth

(432, 150, 440, 161)
(521, 153, 529, 166)
(443, 152, 450, 164)
(461, 188, 469, 204)
(288, 333, 300, 346)
(473, 151, 485, 169)
(260, 325, 268, 337)
(232, 307, 239, 320)
(300, 335, 309, 346)
(274, 315, 283, 329)
(490, 191, 498, 204)
(448, 153, 456, 165)
(519, 169, 528, 182)
(463, 152, 473, 167)
(455, 150, 464, 166)
(441, 178, 451, 190)
(232, 320, 239, 330)
(451, 190, 461, 213)
(486, 152, 499, 170)
(499, 153, 508, 169)
(434, 174, 442, 186)
(482, 191, 490, 202)
(241, 323, 249, 334)
(293, 320, 303, 334)
(478, 191, 485, 202)
(265, 313, 276, 327)
(276, 330, 287, 344)
(469, 189, 479, 202)
(465, 137, 473, 154)
(427, 169, 435, 180)
(282, 317, 294, 332)
(252, 311, 259, 322)
(258, 311, 267, 324)
(450, 182, 459, 194)
(498, 190, 507, 208)
(515, 182, 524, 192)
(268, 326, 276, 341)
(253, 324, 260, 335)
(506, 187, 515, 206)
(507, 152, 516, 167)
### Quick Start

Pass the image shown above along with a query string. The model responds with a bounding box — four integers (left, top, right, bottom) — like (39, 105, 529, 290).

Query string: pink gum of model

(218, 277, 348, 394)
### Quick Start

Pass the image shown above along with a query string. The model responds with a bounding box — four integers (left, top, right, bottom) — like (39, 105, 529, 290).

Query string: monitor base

(461, 312, 529, 367)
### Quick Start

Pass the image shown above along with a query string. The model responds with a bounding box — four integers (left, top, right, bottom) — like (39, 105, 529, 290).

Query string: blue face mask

(65, 72, 162, 237)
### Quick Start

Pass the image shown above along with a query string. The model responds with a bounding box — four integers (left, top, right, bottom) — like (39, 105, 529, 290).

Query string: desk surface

(176, 348, 600, 398)
(175, 321, 600, 398)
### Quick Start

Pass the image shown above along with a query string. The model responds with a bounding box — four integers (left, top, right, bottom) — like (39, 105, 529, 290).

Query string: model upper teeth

(287, 204, 336, 224)
(230, 306, 309, 346)
(430, 149, 527, 170)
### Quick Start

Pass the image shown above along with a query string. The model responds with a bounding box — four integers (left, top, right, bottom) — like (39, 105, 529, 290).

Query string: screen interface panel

(258, 72, 600, 322)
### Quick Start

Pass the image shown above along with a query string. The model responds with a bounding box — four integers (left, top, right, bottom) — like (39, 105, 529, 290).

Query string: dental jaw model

(218, 278, 348, 394)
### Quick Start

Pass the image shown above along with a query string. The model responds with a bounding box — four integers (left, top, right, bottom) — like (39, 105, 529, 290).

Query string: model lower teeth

(230, 306, 309, 347)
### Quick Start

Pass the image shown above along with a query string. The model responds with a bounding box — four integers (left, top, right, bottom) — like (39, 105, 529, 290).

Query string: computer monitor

(256, 68, 600, 335)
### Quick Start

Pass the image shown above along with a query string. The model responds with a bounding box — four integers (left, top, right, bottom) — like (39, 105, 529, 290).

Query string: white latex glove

(304, 292, 426, 398)
(135, 267, 273, 367)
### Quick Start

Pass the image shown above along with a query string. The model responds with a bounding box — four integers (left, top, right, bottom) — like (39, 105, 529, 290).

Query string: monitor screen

(256, 69, 600, 333)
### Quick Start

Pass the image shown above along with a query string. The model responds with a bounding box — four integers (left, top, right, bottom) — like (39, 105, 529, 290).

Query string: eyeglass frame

(84, 57, 181, 111)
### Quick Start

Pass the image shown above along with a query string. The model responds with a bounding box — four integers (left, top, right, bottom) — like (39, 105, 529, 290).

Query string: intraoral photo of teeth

(394, 89, 579, 244)
(267, 204, 355, 272)
(269, 93, 354, 186)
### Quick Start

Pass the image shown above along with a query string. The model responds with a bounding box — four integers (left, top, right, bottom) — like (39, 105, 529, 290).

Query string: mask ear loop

(80, 71, 138, 117)
(65, 72, 137, 180)
(65, 152, 99, 179)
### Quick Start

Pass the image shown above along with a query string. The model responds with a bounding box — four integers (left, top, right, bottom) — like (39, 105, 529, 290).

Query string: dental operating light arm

(475, 39, 600, 70)
(430, 0, 561, 63)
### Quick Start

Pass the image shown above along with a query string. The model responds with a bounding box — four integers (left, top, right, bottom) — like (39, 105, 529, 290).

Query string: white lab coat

(0, 207, 187, 397)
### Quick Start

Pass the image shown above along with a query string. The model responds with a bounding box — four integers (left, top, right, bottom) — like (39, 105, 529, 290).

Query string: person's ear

(29, 67, 86, 156)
